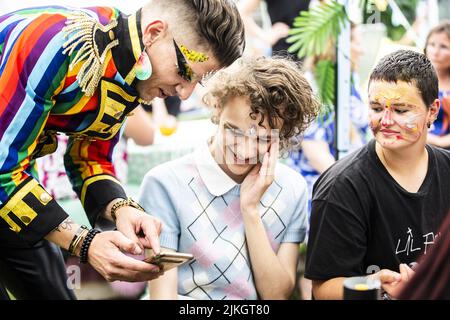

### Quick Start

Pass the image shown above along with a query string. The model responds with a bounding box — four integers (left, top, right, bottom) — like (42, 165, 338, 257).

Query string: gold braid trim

(62, 12, 119, 97)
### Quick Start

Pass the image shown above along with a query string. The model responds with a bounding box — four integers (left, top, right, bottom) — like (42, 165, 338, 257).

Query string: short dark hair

(369, 50, 438, 107)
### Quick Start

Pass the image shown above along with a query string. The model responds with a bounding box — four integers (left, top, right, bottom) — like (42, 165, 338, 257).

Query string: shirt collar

(111, 9, 144, 86)
(194, 140, 238, 197)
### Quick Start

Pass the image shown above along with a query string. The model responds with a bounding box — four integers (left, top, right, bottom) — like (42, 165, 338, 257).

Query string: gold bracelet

(110, 198, 145, 222)
(72, 228, 89, 257)
(68, 225, 88, 255)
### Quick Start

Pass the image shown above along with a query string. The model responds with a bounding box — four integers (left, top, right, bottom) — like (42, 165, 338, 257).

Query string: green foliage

(314, 59, 335, 115)
(286, 1, 345, 111)
(287, 1, 347, 59)
(287, 0, 418, 113)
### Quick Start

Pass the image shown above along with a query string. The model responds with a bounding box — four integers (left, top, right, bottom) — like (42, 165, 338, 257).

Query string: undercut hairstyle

(144, 0, 245, 67)
(369, 50, 438, 108)
(204, 56, 321, 154)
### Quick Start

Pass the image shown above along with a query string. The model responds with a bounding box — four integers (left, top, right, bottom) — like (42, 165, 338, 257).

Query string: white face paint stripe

(396, 114, 423, 129)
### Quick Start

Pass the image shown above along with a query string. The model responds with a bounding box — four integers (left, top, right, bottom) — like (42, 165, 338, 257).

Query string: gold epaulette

(62, 12, 119, 97)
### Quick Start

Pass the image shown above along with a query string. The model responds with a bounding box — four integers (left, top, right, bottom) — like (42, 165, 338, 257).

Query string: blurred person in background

(238, 0, 311, 60)
(424, 21, 450, 149)
(288, 22, 369, 214)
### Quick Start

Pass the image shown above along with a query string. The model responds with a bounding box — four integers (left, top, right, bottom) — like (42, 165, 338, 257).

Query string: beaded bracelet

(110, 197, 145, 222)
(79, 228, 102, 264)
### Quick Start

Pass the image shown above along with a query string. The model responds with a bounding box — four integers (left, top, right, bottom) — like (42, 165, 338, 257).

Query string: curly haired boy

(138, 56, 320, 299)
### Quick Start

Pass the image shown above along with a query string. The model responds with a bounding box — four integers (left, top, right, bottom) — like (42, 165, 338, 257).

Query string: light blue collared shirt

(138, 141, 309, 300)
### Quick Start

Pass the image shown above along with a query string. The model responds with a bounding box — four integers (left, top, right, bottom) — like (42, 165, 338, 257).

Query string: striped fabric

(0, 6, 144, 244)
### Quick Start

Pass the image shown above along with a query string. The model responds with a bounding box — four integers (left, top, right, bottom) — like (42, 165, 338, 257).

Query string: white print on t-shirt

(366, 261, 419, 275)
(395, 227, 439, 256)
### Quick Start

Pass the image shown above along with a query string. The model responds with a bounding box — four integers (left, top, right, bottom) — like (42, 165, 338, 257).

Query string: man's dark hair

(190, 0, 245, 67)
(147, 0, 245, 68)
(369, 50, 438, 107)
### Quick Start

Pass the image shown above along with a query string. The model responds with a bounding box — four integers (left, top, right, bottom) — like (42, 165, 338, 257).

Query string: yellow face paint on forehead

(373, 94, 404, 109)
(369, 81, 426, 109)
(374, 92, 401, 106)
(180, 44, 209, 63)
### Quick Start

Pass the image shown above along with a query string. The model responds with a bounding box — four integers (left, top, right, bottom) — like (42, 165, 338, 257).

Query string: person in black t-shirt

(306, 49, 450, 299)
(398, 212, 450, 300)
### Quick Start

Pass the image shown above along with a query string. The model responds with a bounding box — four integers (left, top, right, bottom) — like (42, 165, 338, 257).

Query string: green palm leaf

(314, 59, 335, 115)
(287, 1, 347, 58)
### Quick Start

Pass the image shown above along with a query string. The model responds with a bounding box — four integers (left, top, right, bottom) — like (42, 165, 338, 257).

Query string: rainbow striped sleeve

(0, 6, 136, 243)
(0, 8, 73, 244)
(56, 6, 128, 226)
(64, 131, 126, 226)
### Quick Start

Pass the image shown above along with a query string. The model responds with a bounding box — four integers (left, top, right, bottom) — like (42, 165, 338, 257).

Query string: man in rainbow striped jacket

(0, 0, 245, 299)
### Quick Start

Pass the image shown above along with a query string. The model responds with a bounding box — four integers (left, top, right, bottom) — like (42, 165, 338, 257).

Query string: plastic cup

(343, 276, 381, 300)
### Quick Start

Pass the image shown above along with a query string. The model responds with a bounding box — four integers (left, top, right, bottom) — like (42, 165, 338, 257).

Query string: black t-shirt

(265, 0, 310, 57)
(305, 140, 450, 280)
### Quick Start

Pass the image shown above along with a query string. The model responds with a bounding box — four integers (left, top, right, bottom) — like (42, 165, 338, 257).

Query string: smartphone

(144, 250, 194, 271)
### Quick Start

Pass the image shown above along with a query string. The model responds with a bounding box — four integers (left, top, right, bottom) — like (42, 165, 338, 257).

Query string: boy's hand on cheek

(240, 139, 279, 215)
